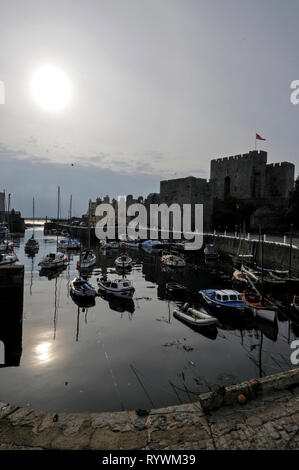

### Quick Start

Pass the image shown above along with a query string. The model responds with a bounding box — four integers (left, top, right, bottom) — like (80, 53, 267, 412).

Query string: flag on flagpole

(256, 133, 266, 141)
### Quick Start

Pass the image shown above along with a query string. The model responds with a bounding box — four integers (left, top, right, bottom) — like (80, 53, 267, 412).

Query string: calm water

(0, 227, 298, 413)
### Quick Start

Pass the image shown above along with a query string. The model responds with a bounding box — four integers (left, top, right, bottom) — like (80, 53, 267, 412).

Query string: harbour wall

(211, 235, 299, 274)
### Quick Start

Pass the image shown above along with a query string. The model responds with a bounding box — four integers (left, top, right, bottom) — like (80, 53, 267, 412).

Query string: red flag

(256, 133, 266, 141)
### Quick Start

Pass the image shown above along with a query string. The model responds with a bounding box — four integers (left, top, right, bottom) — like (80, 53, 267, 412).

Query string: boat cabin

(215, 290, 243, 302)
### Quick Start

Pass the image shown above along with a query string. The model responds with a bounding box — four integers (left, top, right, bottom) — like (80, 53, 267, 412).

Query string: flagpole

(255, 133, 257, 151)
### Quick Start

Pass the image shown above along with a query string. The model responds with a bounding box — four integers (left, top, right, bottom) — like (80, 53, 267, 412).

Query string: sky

(0, 0, 299, 217)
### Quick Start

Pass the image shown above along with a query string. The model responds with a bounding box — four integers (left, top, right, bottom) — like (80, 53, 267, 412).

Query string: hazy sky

(1, 0, 299, 217)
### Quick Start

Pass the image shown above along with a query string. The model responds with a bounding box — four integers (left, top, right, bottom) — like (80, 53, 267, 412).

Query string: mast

(69, 194, 72, 222)
(32, 197, 35, 239)
(56, 186, 60, 251)
(289, 223, 293, 277)
(88, 201, 91, 249)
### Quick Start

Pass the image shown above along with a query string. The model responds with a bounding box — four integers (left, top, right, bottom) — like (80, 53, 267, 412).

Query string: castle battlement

(212, 150, 267, 164)
(267, 162, 295, 168)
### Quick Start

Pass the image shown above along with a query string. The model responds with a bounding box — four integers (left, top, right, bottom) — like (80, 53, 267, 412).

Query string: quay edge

(0, 368, 298, 450)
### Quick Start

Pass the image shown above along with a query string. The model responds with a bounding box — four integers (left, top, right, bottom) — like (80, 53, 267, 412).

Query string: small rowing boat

(70, 277, 96, 297)
(173, 303, 217, 327)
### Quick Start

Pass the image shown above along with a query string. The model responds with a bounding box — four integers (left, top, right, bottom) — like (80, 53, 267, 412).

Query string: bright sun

(31, 65, 71, 111)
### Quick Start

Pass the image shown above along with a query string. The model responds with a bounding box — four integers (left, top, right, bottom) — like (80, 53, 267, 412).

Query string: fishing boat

(57, 238, 81, 250)
(115, 254, 132, 269)
(242, 289, 278, 322)
(200, 289, 245, 313)
(161, 254, 186, 267)
(173, 303, 217, 327)
(0, 252, 18, 266)
(70, 277, 96, 297)
(97, 277, 135, 299)
(204, 244, 219, 261)
(77, 249, 96, 269)
(38, 252, 68, 269)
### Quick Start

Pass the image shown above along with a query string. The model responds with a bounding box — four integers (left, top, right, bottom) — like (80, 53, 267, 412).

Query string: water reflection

(34, 342, 52, 363)
(0, 227, 298, 413)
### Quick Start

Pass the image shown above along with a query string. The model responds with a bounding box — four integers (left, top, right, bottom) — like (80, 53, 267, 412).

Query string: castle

(85, 150, 295, 231)
(145, 150, 294, 230)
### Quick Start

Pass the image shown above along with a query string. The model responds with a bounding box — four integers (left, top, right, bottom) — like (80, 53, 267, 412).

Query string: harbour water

(0, 226, 298, 413)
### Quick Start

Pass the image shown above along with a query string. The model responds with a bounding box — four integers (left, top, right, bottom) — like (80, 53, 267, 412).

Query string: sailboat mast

(32, 197, 35, 238)
(56, 186, 60, 250)
(289, 223, 293, 276)
(69, 194, 72, 221)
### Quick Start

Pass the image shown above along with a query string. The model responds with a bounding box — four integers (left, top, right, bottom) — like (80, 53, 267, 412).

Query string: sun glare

(31, 65, 71, 111)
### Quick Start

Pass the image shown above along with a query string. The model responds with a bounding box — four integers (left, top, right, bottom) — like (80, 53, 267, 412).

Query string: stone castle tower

(210, 150, 294, 204)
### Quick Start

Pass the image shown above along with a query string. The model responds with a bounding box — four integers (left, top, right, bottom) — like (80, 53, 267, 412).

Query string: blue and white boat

(200, 289, 245, 313)
(58, 238, 81, 250)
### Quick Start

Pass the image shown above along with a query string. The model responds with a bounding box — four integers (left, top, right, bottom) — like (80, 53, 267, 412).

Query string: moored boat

(0, 252, 18, 266)
(242, 289, 278, 322)
(115, 254, 132, 269)
(0, 240, 14, 253)
(173, 303, 217, 327)
(25, 235, 39, 253)
(97, 277, 135, 298)
(165, 282, 187, 295)
(204, 244, 219, 261)
(77, 249, 96, 269)
(161, 254, 186, 267)
(38, 252, 68, 269)
(58, 238, 81, 250)
(70, 277, 96, 297)
(200, 289, 245, 313)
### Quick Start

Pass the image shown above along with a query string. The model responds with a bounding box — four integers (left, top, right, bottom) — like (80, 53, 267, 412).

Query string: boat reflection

(98, 292, 135, 315)
(39, 264, 67, 280)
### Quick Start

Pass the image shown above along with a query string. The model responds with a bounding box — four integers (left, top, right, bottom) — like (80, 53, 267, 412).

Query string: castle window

(224, 176, 231, 198)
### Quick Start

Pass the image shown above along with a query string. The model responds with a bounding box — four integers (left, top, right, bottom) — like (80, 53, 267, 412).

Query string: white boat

(0, 252, 18, 266)
(161, 254, 186, 267)
(0, 240, 14, 253)
(70, 277, 96, 297)
(97, 277, 135, 298)
(38, 252, 68, 269)
(58, 238, 81, 250)
(173, 304, 217, 327)
(115, 254, 132, 269)
(77, 249, 97, 269)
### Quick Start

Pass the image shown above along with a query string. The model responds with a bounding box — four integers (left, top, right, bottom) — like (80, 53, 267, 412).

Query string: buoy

(237, 393, 247, 405)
